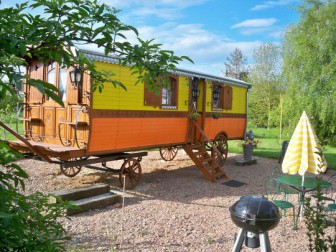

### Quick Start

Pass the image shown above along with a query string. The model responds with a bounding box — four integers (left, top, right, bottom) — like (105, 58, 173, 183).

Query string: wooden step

(213, 170, 227, 179)
(183, 144, 215, 182)
(49, 183, 111, 203)
(192, 150, 206, 156)
(202, 157, 213, 163)
(183, 141, 229, 182)
(191, 143, 203, 149)
(67, 192, 121, 216)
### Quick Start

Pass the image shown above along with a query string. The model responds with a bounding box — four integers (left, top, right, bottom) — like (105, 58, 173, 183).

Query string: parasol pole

(299, 175, 305, 221)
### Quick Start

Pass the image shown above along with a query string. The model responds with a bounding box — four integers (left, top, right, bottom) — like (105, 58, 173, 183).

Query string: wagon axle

(58, 152, 147, 189)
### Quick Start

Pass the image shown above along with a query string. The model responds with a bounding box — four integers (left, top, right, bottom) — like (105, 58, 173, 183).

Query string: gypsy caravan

(1, 49, 251, 189)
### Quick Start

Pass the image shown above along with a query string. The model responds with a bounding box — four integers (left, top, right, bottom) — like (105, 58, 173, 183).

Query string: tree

(0, 0, 192, 105)
(0, 0, 192, 250)
(248, 43, 282, 130)
(282, 0, 336, 144)
(224, 48, 248, 80)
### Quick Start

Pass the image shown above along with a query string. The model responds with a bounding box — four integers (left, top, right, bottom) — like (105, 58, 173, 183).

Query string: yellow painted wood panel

(230, 86, 247, 114)
(178, 76, 190, 111)
(92, 62, 190, 112)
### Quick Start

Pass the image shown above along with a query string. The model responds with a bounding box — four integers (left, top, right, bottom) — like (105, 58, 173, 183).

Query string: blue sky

(107, 0, 300, 75)
(2, 0, 300, 76)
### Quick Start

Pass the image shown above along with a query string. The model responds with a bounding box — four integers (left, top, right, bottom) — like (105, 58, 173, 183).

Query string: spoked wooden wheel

(60, 158, 82, 177)
(119, 158, 142, 190)
(211, 132, 228, 166)
(159, 146, 178, 161)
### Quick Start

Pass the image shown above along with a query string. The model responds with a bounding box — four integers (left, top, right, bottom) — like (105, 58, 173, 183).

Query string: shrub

(0, 142, 73, 251)
(304, 177, 336, 252)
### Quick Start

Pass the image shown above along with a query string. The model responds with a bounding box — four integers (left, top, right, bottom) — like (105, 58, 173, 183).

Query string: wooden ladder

(182, 120, 229, 182)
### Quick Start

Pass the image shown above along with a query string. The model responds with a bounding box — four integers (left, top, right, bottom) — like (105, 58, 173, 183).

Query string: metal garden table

(276, 174, 332, 221)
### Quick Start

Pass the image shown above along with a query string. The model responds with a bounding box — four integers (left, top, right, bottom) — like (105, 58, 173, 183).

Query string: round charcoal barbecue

(229, 195, 281, 252)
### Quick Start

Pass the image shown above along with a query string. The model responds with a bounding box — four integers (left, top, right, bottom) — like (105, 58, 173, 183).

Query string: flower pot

(243, 144, 254, 161)
(189, 113, 200, 120)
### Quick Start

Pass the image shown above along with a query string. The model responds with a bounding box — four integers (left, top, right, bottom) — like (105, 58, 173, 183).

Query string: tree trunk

(279, 94, 283, 142)
(267, 96, 271, 130)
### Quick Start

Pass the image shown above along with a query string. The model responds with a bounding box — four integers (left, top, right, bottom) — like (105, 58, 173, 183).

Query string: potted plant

(242, 130, 260, 160)
(212, 112, 222, 119)
(189, 112, 201, 120)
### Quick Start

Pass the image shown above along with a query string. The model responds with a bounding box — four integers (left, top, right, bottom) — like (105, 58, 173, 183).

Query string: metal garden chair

(264, 167, 298, 234)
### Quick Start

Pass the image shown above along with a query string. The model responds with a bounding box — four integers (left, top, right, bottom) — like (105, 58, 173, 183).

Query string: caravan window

(46, 61, 68, 101)
(162, 77, 177, 107)
(144, 76, 178, 109)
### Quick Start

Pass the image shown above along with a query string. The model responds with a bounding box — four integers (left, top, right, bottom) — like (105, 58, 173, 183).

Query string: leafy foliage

(248, 42, 282, 129)
(304, 176, 336, 252)
(0, 0, 192, 106)
(0, 142, 74, 251)
(189, 112, 201, 120)
(282, 0, 336, 144)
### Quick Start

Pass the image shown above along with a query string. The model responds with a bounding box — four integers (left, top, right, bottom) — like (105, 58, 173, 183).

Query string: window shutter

(223, 85, 233, 110)
(169, 76, 178, 106)
(144, 85, 161, 106)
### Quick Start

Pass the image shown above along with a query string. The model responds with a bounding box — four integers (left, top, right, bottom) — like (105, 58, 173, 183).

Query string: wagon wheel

(211, 133, 228, 166)
(159, 146, 178, 161)
(119, 158, 142, 190)
(60, 158, 82, 177)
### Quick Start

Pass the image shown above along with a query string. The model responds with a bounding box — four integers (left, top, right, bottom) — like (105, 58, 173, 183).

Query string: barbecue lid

(229, 195, 280, 222)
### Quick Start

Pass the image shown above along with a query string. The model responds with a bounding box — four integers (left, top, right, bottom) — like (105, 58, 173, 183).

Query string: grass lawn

(229, 127, 336, 170)
(0, 122, 23, 141)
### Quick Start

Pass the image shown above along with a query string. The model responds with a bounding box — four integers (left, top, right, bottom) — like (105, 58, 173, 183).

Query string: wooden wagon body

(2, 49, 251, 187)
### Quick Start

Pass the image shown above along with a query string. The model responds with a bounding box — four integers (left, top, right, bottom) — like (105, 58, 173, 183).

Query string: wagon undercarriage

(7, 139, 147, 189)
(1, 121, 147, 189)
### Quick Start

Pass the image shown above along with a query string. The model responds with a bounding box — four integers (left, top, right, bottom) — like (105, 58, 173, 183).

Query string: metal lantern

(191, 77, 200, 101)
(69, 67, 82, 89)
(212, 86, 220, 102)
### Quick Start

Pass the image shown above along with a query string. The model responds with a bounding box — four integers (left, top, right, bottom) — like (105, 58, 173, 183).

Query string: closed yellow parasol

(282, 111, 327, 176)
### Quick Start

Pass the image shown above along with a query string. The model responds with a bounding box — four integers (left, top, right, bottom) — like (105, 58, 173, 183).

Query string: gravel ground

(19, 150, 336, 252)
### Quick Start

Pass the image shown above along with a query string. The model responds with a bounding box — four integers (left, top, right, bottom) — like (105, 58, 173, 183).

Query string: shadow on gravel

(91, 153, 281, 207)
